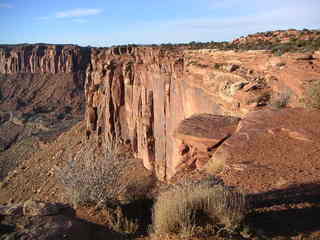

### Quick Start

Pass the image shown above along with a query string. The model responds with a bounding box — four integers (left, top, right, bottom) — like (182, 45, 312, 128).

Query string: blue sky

(0, 0, 319, 46)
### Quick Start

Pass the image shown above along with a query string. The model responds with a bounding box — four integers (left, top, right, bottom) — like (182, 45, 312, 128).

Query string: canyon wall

(85, 47, 255, 180)
(0, 44, 90, 114)
(85, 47, 320, 181)
(2, 44, 319, 182)
(85, 47, 185, 180)
(0, 44, 90, 74)
(0, 44, 92, 179)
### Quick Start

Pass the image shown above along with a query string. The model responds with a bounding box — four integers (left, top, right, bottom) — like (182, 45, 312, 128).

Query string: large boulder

(173, 114, 240, 170)
(206, 108, 320, 194)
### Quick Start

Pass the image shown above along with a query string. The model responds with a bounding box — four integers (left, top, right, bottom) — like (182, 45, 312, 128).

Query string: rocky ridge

(232, 29, 320, 45)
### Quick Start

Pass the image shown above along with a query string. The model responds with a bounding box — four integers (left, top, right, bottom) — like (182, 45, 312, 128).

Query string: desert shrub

(56, 142, 154, 234)
(270, 90, 291, 109)
(56, 142, 135, 207)
(152, 178, 247, 238)
(303, 80, 320, 109)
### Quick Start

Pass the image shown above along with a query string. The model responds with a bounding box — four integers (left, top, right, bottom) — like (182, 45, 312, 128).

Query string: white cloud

(0, 3, 13, 8)
(55, 8, 102, 18)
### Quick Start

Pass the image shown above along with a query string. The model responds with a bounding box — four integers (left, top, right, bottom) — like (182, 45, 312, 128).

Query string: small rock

(23, 200, 64, 216)
(230, 81, 249, 95)
(225, 64, 239, 72)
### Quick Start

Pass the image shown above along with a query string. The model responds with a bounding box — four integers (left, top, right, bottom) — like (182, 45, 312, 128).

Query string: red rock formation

(85, 46, 320, 181)
(174, 114, 240, 170)
(0, 44, 90, 159)
(85, 47, 186, 180)
(0, 44, 90, 115)
(0, 44, 90, 74)
(207, 108, 320, 194)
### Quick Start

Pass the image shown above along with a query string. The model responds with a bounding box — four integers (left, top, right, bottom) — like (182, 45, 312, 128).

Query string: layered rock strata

(85, 46, 320, 181)
(85, 47, 186, 180)
(0, 44, 90, 74)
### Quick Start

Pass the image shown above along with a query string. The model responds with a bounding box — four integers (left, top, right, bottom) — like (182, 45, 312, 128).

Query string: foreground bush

(152, 178, 247, 238)
(56, 143, 133, 207)
(56, 142, 155, 234)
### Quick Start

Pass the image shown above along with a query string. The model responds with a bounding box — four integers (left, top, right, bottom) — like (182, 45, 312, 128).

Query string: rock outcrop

(0, 44, 90, 74)
(172, 108, 320, 195)
(174, 114, 240, 170)
(207, 108, 320, 194)
(85, 47, 185, 180)
(85, 46, 320, 180)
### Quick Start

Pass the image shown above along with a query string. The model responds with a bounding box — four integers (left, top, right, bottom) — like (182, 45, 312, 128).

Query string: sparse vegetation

(56, 141, 153, 235)
(56, 142, 134, 207)
(303, 80, 320, 109)
(270, 90, 292, 109)
(152, 178, 247, 238)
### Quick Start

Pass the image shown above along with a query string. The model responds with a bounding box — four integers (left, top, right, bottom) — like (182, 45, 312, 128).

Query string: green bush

(152, 178, 247, 238)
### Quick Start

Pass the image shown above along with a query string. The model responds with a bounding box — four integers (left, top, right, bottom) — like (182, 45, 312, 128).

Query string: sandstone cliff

(85, 47, 185, 180)
(85, 46, 320, 181)
(0, 44, 90, 179)
(0, 44, 90, 74)
(0, 44, 90, 117)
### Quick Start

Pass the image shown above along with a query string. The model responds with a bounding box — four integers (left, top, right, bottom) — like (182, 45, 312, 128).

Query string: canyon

(1, 41, 320, 188)
(0, 30, 320, 239)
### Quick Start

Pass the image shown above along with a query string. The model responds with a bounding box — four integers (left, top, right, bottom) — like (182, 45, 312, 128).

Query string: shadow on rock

(246, 182, 320, 238)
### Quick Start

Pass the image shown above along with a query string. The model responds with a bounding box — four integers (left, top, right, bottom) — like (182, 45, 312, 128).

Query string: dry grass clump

(270, 89, 291, 109)
(101, 205, 140, 234)
(304, 80, 320, 109)
(152, 178, 247, 238)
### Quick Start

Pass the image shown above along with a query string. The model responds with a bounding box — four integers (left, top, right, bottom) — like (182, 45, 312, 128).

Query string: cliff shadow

(245, 182, 320, 238)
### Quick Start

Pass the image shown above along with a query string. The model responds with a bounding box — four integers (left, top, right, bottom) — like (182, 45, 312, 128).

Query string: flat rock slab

(208, 108, 320, 194)
(174, 114, 240, 151)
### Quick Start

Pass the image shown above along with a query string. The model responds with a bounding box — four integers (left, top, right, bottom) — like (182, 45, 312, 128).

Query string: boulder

(206, 108, 320, 194)
(174, 114, 240, 171)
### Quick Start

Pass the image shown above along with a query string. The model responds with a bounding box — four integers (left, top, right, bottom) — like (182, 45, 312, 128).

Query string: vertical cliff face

(0, 44, 90, 74)
(85, 47, 182, 180)
(0, 44, 90, 114)
(85, 46, 320, 181)
(85, 47, 227, 180)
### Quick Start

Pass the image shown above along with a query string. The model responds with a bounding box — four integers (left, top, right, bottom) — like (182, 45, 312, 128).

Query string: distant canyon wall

(0, 44, 90, 74)
(0, 45, 91, 116)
